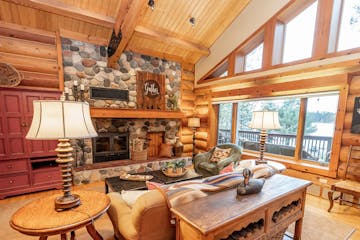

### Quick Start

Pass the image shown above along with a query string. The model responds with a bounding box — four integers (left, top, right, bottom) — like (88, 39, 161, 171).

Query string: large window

(236, 98, 300, 157)
(218, 92, 339, 165)
(217, 103, 233, 144)
(337, 0, 360, 51)
(282, 1, 318, 63)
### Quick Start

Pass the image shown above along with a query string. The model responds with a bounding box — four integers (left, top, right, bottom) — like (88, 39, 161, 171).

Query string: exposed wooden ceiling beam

(114, 0, 131, 36)
(4, 0, 115, 28)
(108, 0, 147, 68)
(59, 28, 109, 46)
(134, 25, 210, 56)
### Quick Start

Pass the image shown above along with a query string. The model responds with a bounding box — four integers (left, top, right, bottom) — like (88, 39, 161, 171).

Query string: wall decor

(351, 96, 360, 134)
(0, 63, 23, 87)
(136, 71, 165, 110)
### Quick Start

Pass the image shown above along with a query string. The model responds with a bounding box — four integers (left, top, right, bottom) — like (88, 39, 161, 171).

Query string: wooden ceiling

(0, 0, 251, 64)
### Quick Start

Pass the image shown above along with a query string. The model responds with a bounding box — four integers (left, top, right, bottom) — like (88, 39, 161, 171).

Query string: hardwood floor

(1, 181, 359, 240)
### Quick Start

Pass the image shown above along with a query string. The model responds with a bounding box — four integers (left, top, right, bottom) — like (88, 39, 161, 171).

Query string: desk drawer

(0, 174, 30, 189)
(33, 168, 61, 185)
(0, 159, 28, 174)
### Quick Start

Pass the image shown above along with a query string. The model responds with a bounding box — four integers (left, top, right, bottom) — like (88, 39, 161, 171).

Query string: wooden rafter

(108, 0, 147, 68)
(114, 0, 131, 36)
(4, 0, 115, 28)
(134, 25, 210, 56)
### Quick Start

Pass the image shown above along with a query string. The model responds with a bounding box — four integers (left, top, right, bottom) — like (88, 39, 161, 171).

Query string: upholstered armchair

(193, 143, 242, 177)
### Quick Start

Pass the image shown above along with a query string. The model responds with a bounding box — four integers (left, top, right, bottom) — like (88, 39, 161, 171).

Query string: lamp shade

(249, 111, 281, 130)
(26, 100, 98, 140)
(188, 117, 200, 128)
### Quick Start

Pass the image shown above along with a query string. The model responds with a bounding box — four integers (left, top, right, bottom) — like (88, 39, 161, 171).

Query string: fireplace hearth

(92, 132, 129, 163)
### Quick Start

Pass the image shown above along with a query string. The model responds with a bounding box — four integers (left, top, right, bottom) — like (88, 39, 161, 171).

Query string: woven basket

(131, 149, 148, 161)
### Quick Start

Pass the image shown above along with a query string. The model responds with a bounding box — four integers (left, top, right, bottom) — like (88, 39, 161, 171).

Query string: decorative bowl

(162, 168, 188, 177)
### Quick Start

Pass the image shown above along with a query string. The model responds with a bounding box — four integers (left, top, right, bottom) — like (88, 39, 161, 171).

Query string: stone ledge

(72, 157, 192, 185)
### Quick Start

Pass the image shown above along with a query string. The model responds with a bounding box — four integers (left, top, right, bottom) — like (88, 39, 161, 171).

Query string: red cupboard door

(23, 91, 60, 157)
(1, 90, 27, 159)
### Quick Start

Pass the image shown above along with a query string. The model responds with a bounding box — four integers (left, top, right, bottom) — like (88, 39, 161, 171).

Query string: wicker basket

(131, 149, 148, 161)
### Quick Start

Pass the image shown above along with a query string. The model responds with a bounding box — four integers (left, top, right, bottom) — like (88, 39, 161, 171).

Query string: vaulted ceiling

(0, 0, 251, 64)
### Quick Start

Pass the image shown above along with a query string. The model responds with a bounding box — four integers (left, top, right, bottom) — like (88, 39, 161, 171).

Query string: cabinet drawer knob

(9, 180, 15, 184)
(7, 165, 13, 169)
(48, 175, 52, 178)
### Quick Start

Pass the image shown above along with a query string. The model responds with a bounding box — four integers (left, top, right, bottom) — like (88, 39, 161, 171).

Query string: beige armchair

(107, 190, 175, 240)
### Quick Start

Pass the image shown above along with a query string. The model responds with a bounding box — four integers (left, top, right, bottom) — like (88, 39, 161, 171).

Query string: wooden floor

(1, 181, 359, 240)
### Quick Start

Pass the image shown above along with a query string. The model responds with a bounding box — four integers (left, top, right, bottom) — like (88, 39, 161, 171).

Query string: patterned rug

(285, 205, 355, 240)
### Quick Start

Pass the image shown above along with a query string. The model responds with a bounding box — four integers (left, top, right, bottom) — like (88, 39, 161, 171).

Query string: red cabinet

(0, 88, 62, 199)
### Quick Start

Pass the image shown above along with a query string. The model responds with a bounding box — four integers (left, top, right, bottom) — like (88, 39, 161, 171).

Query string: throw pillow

(209, 147, 232, 162)
(158, 143, 173, 157)
(146, 181, 163, 190)
(121, 190, 149, 207)
(219, 162, 234, 174)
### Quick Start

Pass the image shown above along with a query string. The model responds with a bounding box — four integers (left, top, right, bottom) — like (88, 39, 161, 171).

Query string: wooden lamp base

(55, 139, 81, 211)
(256, 129, 268, 165)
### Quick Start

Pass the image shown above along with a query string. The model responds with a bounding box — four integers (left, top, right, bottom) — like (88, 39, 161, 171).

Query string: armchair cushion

(209, 147, 232, 162)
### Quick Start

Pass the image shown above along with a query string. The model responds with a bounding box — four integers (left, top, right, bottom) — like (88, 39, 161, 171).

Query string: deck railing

(217, 129, 332, 162)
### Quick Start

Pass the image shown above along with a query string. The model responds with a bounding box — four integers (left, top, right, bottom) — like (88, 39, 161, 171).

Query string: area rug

(286, 205, 356, 240)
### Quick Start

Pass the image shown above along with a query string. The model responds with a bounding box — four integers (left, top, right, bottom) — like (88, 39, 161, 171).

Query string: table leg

(294, 217, 303, 240)
(39, 236, 48, 240)
(328, 190, 334, 212)
(86, 223, 103, 240)
(60, 233, 67, 240)
(71, 231, 75, 240)
(105, 182, 109, 194)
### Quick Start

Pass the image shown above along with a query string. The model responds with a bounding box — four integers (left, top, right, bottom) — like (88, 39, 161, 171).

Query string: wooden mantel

(90, 108, 185, 118)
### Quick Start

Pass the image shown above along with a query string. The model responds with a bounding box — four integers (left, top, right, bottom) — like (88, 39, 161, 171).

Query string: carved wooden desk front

(171, 174, 311, 240)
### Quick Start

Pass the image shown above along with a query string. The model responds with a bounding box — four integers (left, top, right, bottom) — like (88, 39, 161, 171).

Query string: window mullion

(231, 103, 238, 144)
(295, 98, 307, 160)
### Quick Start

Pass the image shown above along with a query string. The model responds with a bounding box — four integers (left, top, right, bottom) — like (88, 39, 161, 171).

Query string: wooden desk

(10, 190, 110, 240)
(171, 174, 311, 240)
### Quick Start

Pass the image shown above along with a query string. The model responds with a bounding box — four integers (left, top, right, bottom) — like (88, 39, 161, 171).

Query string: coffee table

(105, 169, 202, 193)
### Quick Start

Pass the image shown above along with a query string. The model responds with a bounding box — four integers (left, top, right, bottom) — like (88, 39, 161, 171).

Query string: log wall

(339, 74, 360, 180)
(179, 63, 196, 157)
(0, 24, 60, 91)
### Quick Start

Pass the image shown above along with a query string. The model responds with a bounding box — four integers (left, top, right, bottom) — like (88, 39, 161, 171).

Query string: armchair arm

(193, 151, 213, 169)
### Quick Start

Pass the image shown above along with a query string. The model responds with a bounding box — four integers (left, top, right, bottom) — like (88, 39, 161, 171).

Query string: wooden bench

(328, 145, 360, 212)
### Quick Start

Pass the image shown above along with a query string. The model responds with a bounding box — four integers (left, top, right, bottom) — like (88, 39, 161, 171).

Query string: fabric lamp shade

(26, 100, 97, 140)
(188, 117, 200, 128)
(249, 111, 281, 130)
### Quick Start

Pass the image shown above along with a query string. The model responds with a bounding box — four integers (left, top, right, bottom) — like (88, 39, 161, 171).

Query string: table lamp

(188, 117, 200, 156)
(26, 100, 97, 211)
(249, 111, 281, 165)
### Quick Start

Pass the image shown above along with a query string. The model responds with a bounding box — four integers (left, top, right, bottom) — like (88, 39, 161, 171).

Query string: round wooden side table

(10, 190, 110, 240)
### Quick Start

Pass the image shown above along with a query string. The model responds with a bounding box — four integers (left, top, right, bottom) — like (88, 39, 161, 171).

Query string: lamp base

(255, 159, 268, 165)
(55, 194, 81, 211)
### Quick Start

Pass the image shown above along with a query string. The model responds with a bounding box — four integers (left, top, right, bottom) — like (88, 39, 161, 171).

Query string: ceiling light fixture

(189, 17, 196, 27)
(148, 0, 155, 10)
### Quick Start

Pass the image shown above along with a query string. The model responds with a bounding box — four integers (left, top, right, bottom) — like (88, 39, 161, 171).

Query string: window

(301, 95, 339, 164)
(244, 43, 264, 72)
(337, 0, 360, 51)
(218, 92, 340, 165)
(203, 60, 228, 80)
(217, 103, 233, 144)
(282, 1, 318, 63)
(236, 98, 300, 158)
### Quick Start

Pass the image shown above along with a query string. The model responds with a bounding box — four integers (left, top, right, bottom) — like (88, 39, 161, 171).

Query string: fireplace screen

(93, 132, 129, 163)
